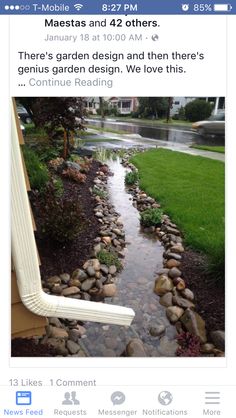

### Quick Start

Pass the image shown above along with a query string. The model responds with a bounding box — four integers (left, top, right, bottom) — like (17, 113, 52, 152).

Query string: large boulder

(210, 330, 225, 351)
(126, 339, 147, 357)
(154, 275, 173, 296)
(166, 306, 184, 323)
(180, 308, 207, 343)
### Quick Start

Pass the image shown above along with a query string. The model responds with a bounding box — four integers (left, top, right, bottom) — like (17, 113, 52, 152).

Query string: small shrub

(40, 183, 82, 242)
(125, 170, 139, 185)
(140, 208, 163, 227)
(176, 332, 202, 357)
(92, 186, 107, 199)
(23, 146, 49, 191)
(94, 147, 114, 162)
(70, 155, 92, 173)
(36, 146, 61, 162)
(97, 250, 122, 271)
(185, 99, 213, 122)
(24, 124, 47, 137)
(48, 157, 65, 172)
(62, 167, 86, 183)
(172, 106, 186, 120)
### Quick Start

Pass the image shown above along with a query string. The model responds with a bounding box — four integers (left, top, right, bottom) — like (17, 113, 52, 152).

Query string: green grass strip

(83, 138, 121, 143)
(190, 145, 225, 154)
(131, 149, 224, 266)
(86, 124, 129, 135)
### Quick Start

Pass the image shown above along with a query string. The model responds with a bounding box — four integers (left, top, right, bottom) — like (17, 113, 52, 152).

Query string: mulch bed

(30, 160, 100, 280)
(12, 338, 56, 357)
(181, 249, 225, 336)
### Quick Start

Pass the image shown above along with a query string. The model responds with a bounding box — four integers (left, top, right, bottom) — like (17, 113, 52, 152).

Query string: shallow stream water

(81, 159, 177, 357)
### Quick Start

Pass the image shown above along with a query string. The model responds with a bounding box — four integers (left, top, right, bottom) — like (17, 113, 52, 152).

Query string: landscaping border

(121, 149, 225, 357)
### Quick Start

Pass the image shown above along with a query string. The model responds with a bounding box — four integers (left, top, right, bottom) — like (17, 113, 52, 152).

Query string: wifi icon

(74, 3, 83, 11)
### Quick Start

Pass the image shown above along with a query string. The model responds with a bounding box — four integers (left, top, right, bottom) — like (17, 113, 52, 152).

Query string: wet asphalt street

(81, 119, 225, 162)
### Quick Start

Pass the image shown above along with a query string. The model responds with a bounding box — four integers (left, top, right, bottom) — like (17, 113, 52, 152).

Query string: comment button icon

(111, 391, 126, 405)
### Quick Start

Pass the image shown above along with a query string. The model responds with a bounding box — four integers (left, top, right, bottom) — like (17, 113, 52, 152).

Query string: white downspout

(11, 104, 135, 326)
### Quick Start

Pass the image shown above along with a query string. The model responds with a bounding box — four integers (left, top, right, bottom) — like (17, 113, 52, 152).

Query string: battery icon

(213, 4, 232, 11)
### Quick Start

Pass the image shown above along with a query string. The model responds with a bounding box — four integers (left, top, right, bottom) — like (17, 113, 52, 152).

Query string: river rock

(181, 288, 195, 301)
(51, 284, 63, 295)
(149, 325, 166, 337)
(68, 278, 81, 288)
(158, 336, 179, 357)
(95, 212, 103, 218)
(159, 292, 173, 307)
(47, 338, 68, 356)
(154, 275, 173, 296)
(47, 275, 61, 285)
(66, 161, 81, 172)
(59, 273, 71, 284)
(112, 228, 123, 236)
(68, 329, 81, 342)
(80, 279, 96, 292)
(166, 259, 181, 268)
(126, 338, 147, 357)
(201, 343, 215, 354)
(80, 292, 91, 301)
(166, 306, 184, 323)
(113, 239, 120, 247)
(83, 259, 100, 271)
(102, 236, 112, 245)
(109, 265, 117, 275)
(180, 308, 207, 343)
(102, 284, 117, 297)
(67, 340, 80, 354)
(118, 250, 125, 258)
(172, 289, 195, 309)
(166, 253, 182, 261)
(168, 267, 182, 279)
(76, 325, 86, 336)
(170, 244, 185, 253)
(105, 337, 118, 350)
(165, 226, 180, 236)
(49, 317, 63, 328)
(157, 268, 170, 275)
(94, 178, 102, 185)
(100, 230, 112, 237)
(102, 349, 116, 357)
(100, 264, 109, 275)
(213, 349, 225, 357)
(210, 330, 225, 351)
(86, 266, 96, 277)
(72, 269, 88, 282)
(48, 326, 68, 339)
(62, 286, 80, 296)
(173, 277, 186, 290)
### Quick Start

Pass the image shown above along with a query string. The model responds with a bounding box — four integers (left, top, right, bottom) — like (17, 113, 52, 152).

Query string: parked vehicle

(192, 112, 225, 136)
(17, 104, 32, 124)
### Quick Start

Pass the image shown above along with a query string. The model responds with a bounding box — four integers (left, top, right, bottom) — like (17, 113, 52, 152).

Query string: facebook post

(0, 1, 235, 417)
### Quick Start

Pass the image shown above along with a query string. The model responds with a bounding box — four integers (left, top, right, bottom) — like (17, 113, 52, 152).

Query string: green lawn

(83, 137, 121, 143)
(86, 124, 128, 135)
(132, 149, 224, 272)
(190, 145, 225, 154)
(89, 116, 192, 128)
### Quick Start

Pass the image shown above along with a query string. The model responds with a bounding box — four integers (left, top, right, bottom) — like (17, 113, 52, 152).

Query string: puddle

(81, 159, 177, 356)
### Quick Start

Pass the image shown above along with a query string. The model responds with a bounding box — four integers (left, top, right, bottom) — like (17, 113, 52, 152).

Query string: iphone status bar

(0, 1, 234, 15)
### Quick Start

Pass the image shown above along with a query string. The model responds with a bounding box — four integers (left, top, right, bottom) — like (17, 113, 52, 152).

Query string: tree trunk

(166, 97, 173, 123)
(99, 97, 105, 120)
(63, 128, 68, 159)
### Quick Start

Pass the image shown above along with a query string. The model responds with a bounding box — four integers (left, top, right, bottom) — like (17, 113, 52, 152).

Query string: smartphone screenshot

(0, 0, 235, 416)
